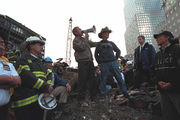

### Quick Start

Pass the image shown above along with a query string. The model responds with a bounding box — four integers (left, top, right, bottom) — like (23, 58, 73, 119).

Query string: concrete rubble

(46, 87, 162, 120)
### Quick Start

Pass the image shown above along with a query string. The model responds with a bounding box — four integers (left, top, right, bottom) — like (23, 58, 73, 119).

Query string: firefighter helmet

(26, 36, 45, 45)
(38, 93, 57, 110)
(44, 57, 53, 63)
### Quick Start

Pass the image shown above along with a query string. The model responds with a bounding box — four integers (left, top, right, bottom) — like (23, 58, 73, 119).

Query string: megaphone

(82, 25, 96, 33)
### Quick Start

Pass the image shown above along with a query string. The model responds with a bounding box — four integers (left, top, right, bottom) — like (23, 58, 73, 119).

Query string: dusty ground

(46, 88, 162, 120)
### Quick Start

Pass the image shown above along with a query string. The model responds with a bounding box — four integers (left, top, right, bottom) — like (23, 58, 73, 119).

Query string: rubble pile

(49, 62, 162, 120)
(47, 87, 162, 120)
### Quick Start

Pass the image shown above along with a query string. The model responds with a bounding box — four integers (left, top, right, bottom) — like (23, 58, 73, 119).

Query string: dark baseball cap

(153, 31, 174, 39)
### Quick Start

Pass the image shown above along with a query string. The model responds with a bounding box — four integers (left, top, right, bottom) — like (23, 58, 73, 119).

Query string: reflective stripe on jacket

(12, 52, 49, 108)
(12, 94, 38, 108)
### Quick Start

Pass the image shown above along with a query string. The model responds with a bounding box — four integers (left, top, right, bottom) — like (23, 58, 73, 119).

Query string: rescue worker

(0, 33, 21, 120)
(5, 41, 20, 63)
(0, 32, 9, 62)
(11, 36, 53, 120)
(153, 31, 180, 120)
(44, 57, 71, 106)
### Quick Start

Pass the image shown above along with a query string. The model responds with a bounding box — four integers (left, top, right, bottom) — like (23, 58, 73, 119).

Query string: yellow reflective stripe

(47, 80, 52, 85)
(33, 71, 46, 78)
(38, 80, 44, 89)
(33, 71, 45, 74)
(17, 65, 30, 74)
(46, 69, 52, 76)
(7, 56, 16, 59)
(33, 78, 44, 89)
(12, 94, 38, 108)
(15, 50, 20, 53)
(46, 72, 51, 76)
(36, 74, 46, 78)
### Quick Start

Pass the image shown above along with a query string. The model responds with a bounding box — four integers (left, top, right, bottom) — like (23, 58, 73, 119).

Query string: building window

(173, 22, 175, 26)
(179, 2, 180, 6)
(175, 29, 177, 33)
(4, 20, 11, 28)
(177, 19, 180, 23)
(172, 16, 175, 21)
(176, 13, 179, 17)
(170, 10, 173, 14)
(174, 7, 177, 11)
(169, 26, 172, 29)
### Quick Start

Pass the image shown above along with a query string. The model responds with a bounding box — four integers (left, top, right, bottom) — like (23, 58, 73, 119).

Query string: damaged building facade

(0, 14, 46, 51)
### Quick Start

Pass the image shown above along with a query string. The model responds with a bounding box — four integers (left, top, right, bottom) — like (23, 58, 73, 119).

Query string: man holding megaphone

(72, 26, 98, 106)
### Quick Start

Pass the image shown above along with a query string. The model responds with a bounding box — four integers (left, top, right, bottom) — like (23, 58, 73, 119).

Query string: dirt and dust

(49, 64, 162, 120)
(46, 88, 162, 120)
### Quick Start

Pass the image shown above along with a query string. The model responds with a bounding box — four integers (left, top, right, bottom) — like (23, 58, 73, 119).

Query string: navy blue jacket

(54, 72, 67, 87)
(153, 44, 180, 93)
(46, 70, 67, 88)
(95, 40, 121, 64)
(134, 43, 156, 70)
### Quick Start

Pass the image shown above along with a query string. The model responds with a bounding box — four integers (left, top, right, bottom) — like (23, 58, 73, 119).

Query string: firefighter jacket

(11, 52, 50, 108)
(153, 44, 180, 93)
(5, 49, 20, 62)
(46, 69, 67, 88)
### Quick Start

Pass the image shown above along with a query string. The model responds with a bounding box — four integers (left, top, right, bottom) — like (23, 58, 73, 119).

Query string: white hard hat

(26, 36, 45, 45)
(38, 93, 57, 110)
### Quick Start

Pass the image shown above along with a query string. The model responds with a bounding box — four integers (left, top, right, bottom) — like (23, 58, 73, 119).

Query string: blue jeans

(100, 60, 128, 97)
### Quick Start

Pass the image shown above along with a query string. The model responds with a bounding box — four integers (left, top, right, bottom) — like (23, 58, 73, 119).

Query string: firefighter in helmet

(12, 36, 53, 120)
(5, 41, 20, 63)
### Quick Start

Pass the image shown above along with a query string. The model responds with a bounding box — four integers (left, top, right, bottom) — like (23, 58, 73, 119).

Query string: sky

(0, 0, 126, 67)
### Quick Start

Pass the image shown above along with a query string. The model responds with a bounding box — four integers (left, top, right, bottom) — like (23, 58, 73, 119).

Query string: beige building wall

(164, 0, 180, 37)
(124, 16, 139, 55)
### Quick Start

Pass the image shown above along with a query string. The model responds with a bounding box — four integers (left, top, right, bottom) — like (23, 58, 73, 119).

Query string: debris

(81, 102, 89, 107)
(82, 116, 86, 119)
(47, 64, 162, 120)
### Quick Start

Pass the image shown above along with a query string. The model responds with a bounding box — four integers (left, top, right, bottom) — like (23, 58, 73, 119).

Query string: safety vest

(46, 69, 55, 85)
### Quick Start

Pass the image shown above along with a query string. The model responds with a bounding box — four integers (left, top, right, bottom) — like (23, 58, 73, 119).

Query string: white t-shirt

(0, 58, 19, 106)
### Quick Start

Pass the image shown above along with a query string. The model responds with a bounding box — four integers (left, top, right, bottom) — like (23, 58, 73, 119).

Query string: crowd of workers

(0, 32, 72, 120)
(72, 26, 180, 120)
(0, 25, 179, 120)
